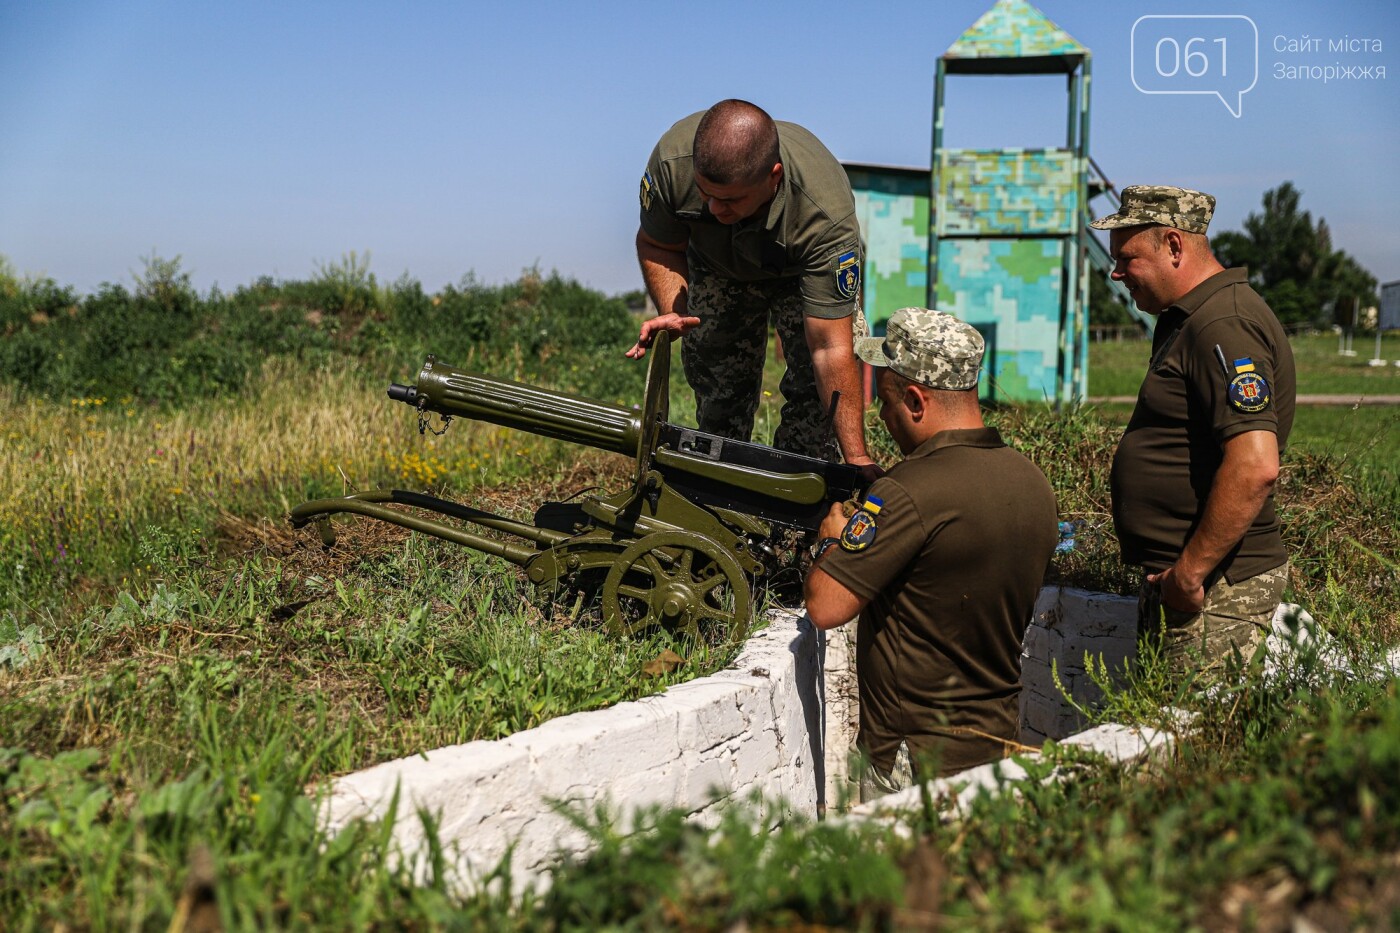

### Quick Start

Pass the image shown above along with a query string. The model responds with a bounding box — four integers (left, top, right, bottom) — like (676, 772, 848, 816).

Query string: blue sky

(2, 0, 1397, 298)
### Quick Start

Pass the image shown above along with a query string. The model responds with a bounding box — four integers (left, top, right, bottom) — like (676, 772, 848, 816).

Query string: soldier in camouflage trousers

(1137, 563, 1291, 677)
(627, 99, 880, 479)
(1093, 185, 1296, 682)
(683, 254, 869, 461)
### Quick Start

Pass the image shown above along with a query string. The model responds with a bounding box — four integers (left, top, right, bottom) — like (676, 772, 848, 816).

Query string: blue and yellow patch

(834, 250, 860, 300)
(1228, 371, 1270, 413)
(639, 171, 655, 211)
(839, 495, 882, 552)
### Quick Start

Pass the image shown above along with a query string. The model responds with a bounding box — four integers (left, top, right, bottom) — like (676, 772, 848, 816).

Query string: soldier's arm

(1150, 429, 1279, 611)
(803, 503, 869, 629)
(627, 228, 699, 360)
(804, 315, 877, 473)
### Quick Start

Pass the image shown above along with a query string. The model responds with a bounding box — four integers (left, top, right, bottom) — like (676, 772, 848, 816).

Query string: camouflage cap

(854, 308, 984, 390)
(1089, 185, 1216, 235)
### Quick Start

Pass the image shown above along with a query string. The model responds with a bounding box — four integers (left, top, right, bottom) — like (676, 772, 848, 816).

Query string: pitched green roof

(943, 0, 1088, 73)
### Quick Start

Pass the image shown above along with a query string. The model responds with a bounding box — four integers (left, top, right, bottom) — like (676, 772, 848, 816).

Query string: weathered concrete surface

(321, 608, 845, 890)
(321, 587, 1384, 894)
(1020, 586, 1138, 744)
(845, 722, 1176, 825)
(321, 588, 1151, 891)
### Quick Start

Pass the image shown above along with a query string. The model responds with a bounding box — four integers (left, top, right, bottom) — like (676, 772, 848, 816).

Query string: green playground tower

(847, 0, 1134, 404)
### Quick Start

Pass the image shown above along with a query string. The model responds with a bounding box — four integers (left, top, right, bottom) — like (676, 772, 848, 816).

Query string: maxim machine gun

(290, 333, 865, 646)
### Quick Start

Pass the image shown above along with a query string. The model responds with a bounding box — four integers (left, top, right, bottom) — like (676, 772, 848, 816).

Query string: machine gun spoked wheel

(603, 531, 752, 645)
(289, 332, 867, 650)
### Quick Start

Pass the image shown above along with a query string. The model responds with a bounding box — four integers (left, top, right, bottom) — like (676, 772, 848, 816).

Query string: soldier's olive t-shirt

(1111, 267, 1295, 583)
(819, 428, 1058, 776)
(639, 111, 862, 320)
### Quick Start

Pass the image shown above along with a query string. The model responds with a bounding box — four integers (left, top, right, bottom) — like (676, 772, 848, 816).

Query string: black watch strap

(812, 537, 841, 560)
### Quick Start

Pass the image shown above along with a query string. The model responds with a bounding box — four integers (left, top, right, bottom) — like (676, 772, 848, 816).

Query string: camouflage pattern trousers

(856, 740, 913, 804)
(1136, 562, 1290, 680)
(682, 255, 868, 461)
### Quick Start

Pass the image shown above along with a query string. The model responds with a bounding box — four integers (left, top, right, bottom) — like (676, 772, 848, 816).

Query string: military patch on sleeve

(839, 495, 882, 552)
(639, 171, 655, 211)
(1226, 358, 1270, 412)
(839, 510, 877, 551)
(1228, 372, 1271, 412)
(834, 250, 860, 300)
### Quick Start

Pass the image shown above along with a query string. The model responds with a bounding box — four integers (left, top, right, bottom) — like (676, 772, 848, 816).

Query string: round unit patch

(839, 510, 878, 552)
(1228, 371, 1271, 413)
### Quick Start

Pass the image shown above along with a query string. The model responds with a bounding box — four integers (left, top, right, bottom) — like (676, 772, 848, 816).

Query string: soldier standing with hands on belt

(1093, 185, 1296, 680)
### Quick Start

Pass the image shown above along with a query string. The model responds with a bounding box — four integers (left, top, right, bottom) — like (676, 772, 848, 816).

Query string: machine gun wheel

(602, 531, 752, 646)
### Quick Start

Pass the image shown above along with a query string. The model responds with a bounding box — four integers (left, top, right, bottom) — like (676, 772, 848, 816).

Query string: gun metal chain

(416, 401, 452, 436)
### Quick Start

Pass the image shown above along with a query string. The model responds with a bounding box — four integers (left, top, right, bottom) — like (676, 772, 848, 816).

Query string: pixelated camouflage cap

(854, 308, 984, 390)
(1089, 185, 1216, 235)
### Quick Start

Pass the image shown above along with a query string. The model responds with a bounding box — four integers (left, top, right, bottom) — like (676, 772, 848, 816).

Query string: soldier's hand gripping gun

(290, 332, 866, 645)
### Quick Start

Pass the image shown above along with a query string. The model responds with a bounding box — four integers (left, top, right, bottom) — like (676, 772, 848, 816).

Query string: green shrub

(0, 262, 641, 407)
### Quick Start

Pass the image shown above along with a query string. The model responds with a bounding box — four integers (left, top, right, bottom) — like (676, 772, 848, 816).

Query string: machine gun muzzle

(386, 382, 418, 405)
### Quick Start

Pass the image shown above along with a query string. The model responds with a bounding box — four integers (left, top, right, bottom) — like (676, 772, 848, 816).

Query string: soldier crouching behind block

(803, 308, 1058, 799)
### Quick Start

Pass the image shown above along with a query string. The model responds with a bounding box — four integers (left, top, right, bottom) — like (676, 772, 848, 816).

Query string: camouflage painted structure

(846, 0, 1140, 405)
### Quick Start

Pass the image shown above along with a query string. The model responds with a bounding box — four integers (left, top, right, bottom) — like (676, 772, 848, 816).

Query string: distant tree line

(0, 252, 640, 406)
(1213, 182, 1377, 329)
(1090, 181, 1378, 330)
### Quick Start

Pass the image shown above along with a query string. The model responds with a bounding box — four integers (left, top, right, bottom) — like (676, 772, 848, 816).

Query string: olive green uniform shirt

(819, 427, 1058, 776)
(1111, 267, 1296, 584)
(638, 111, 862, 320)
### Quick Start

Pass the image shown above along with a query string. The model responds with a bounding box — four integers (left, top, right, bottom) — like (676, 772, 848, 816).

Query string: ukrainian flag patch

(639, 171, 655, 211)
(835, 250, 860, 300)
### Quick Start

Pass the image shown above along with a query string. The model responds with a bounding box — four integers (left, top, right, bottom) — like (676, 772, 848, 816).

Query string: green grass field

(1090, 332, 1400, 492)
(3, 273, 1399, 928)
(1089, 330, 1400, 398)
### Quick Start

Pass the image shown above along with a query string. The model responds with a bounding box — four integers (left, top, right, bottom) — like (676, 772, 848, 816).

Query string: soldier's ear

(903, 383, 926, 418)
(1164, 229, 1185, 265)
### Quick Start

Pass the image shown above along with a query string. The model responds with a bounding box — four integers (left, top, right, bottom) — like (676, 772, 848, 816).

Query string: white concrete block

(1052, 708, 1089, 741)
(1032, 589, 1063, 628)
(1019, 723, 1048, 747)
(319, 585, 1186, 895)
(727, 726, 783, 788)
(668, 680, 754, 748)
(523, 711, 681, 793)
(1054, 588, 1137, 637)
(1061, 633, 1136, 676)
(845, 722, 1178, 830)
(324, 740, 532, 831)
(1019, 654, 1058, 697)
(684, 755, 736, 805)
(1020, 691, 1061, 738)
(1069, 675, 1108, 708)
(1060, 724, 1173, 763)
(1022, 623, 1063, 663)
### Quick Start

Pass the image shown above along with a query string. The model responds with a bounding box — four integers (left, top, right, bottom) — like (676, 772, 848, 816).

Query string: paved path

(1088, 395, 1400, 406)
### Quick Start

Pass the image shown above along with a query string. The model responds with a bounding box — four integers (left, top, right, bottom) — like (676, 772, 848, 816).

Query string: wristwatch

(811, 537, 841, 561)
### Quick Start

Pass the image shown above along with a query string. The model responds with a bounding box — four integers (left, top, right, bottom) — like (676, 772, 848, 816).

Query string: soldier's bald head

(693, 99, 781, 186)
